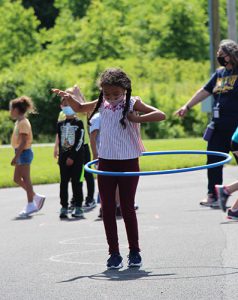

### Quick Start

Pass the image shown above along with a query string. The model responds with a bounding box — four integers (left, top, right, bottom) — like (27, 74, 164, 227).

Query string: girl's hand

(73, 85, 85, 104)
(51, 89, 71, 100)
(54, 148, 58, 159)
(175, 105, 189, 118)
(11, 157, 17, 166)
(66, 158, 74, 166)
(127, 111, 140, 123)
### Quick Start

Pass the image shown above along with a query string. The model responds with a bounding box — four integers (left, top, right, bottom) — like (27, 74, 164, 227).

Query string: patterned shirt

(57, 118, 84, 162)
(203, 67, 238, 128)
(98, 97, 145, 160)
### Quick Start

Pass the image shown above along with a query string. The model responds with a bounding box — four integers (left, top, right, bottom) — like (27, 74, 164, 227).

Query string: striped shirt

(98, 97, 145, 160)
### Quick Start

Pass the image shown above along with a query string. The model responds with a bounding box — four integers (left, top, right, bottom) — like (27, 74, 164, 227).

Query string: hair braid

(120, 88, 131, 129)
(88, 91, 103, 125)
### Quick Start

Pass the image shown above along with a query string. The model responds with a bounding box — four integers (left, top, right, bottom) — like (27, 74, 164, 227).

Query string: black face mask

(217, 56, 229, 67)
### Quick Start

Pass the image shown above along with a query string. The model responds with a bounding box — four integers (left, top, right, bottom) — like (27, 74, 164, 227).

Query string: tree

(0, 1, 41, 69)
(45, 0, 127, 64)
(22, 0, 59, 29)
(54, 0, 91, 18)
(153, 0, 209, 61)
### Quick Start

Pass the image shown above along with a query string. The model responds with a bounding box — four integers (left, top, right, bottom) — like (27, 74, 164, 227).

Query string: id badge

(213, 107, 220, 119)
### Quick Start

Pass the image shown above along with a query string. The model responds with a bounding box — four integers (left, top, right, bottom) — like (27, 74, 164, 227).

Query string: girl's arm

(51, 89, 97, 113)
(128, 100, 166, 123)
(175, 88, 211, 117)
(90, 130, 99, 160)
(11, 134, 27, 166)
(54, 134, 59, 159)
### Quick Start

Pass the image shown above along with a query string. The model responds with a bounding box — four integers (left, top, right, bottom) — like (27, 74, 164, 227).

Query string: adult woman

(176, 39, 238, 207)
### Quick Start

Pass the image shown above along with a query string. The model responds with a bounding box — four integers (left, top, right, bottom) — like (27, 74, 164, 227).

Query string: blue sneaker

(128, 251, 142, 268)
(227, 208, 238, 220)
(72, 207, 84, 218)
(215, 185, 230, 212)
(59, 208, 68, 219)
(107, 253, 123, 270)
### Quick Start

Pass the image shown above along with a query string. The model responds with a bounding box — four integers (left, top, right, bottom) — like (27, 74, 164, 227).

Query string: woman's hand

(66, 158, 74, 166)
(175, 105, 189, 118)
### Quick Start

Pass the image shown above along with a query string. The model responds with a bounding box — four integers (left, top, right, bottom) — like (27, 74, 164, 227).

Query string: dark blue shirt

(204, 67, 238, 128)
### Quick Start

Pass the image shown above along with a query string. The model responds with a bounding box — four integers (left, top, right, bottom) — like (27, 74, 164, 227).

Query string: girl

(10, 96, 45, 217)
(215, 126, 238, 219)
(52, 68, 166, 269)
(89, 112, 122, 218)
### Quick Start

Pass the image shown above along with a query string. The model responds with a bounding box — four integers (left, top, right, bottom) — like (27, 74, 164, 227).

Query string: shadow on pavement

(58, 269, 176, 283)
(57, 266, 238, 283)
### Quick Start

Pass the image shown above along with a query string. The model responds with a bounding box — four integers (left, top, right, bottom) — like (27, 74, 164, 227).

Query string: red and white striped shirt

(98, 97, 145, 160)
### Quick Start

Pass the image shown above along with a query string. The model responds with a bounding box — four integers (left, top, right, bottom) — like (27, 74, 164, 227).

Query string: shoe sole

(19, 208, 38, 217)
(71, 214, 84, 218)
(210, 205, 220, 209)
(200, 203, 213, 207)
(107, 262, 123, 270)
(38, 197, 46, 211)
(227, 216, 238, 220)
(128, 262, 142, 268)
(83, 203, 97, 211)
(200, 202, 220, 209)
(59, 215, 68, 219)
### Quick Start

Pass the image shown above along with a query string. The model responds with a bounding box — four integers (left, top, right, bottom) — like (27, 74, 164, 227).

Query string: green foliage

(0, 54, 67, 138)
(157, 0, 209, 60)
(0, 54, 210, 142)
(0, 0, 233, 143)
(0, 110, 13, 145)
(55, 0, 91, 18)
(22, 0, 59, 29)
(0, 1, 41, 69)
(43, 0, 223, 64)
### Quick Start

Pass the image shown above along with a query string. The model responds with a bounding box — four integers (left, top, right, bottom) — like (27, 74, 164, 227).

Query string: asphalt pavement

(1, 167, 238, 300)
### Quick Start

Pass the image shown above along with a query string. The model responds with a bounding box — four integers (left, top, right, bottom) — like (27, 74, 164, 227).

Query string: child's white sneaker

(18, 202, 38, 217)
(33, 193, 46, 211)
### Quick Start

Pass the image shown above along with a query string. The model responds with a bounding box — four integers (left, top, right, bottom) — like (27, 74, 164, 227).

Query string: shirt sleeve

(129, 96, 143, 112)
(203, 72, 217, 94)
(89, 115, 100, 134)
(18, 120, 31, 135)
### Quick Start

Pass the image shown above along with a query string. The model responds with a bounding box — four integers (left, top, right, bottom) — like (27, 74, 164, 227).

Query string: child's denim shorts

(15, 148, 34, 165)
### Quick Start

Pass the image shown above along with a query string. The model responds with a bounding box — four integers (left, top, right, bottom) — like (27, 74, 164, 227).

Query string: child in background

(57, 97, 85, 219)
(54, 86, 96, 211)
(52, 68, 166, 269)
(89, 112, 122, 218)
(10, 96, 45, 217)
(216, 126, 238, 219)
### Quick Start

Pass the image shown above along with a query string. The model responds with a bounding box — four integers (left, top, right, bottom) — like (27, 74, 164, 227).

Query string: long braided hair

(88, 68, 132, 129)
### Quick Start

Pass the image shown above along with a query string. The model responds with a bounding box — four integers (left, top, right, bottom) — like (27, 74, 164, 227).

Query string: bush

(0, 110, 13, 145)
(0, 54, 210, 143)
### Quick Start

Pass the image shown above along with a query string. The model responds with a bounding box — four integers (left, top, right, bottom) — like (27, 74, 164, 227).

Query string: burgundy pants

(98, 158, 140, 254)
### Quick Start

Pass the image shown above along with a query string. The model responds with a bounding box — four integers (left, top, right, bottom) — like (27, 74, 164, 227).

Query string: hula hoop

(84, 150, 232, 177)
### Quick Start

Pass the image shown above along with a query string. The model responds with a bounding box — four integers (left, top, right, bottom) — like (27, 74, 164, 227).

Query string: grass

(0, 138, 236, 188)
